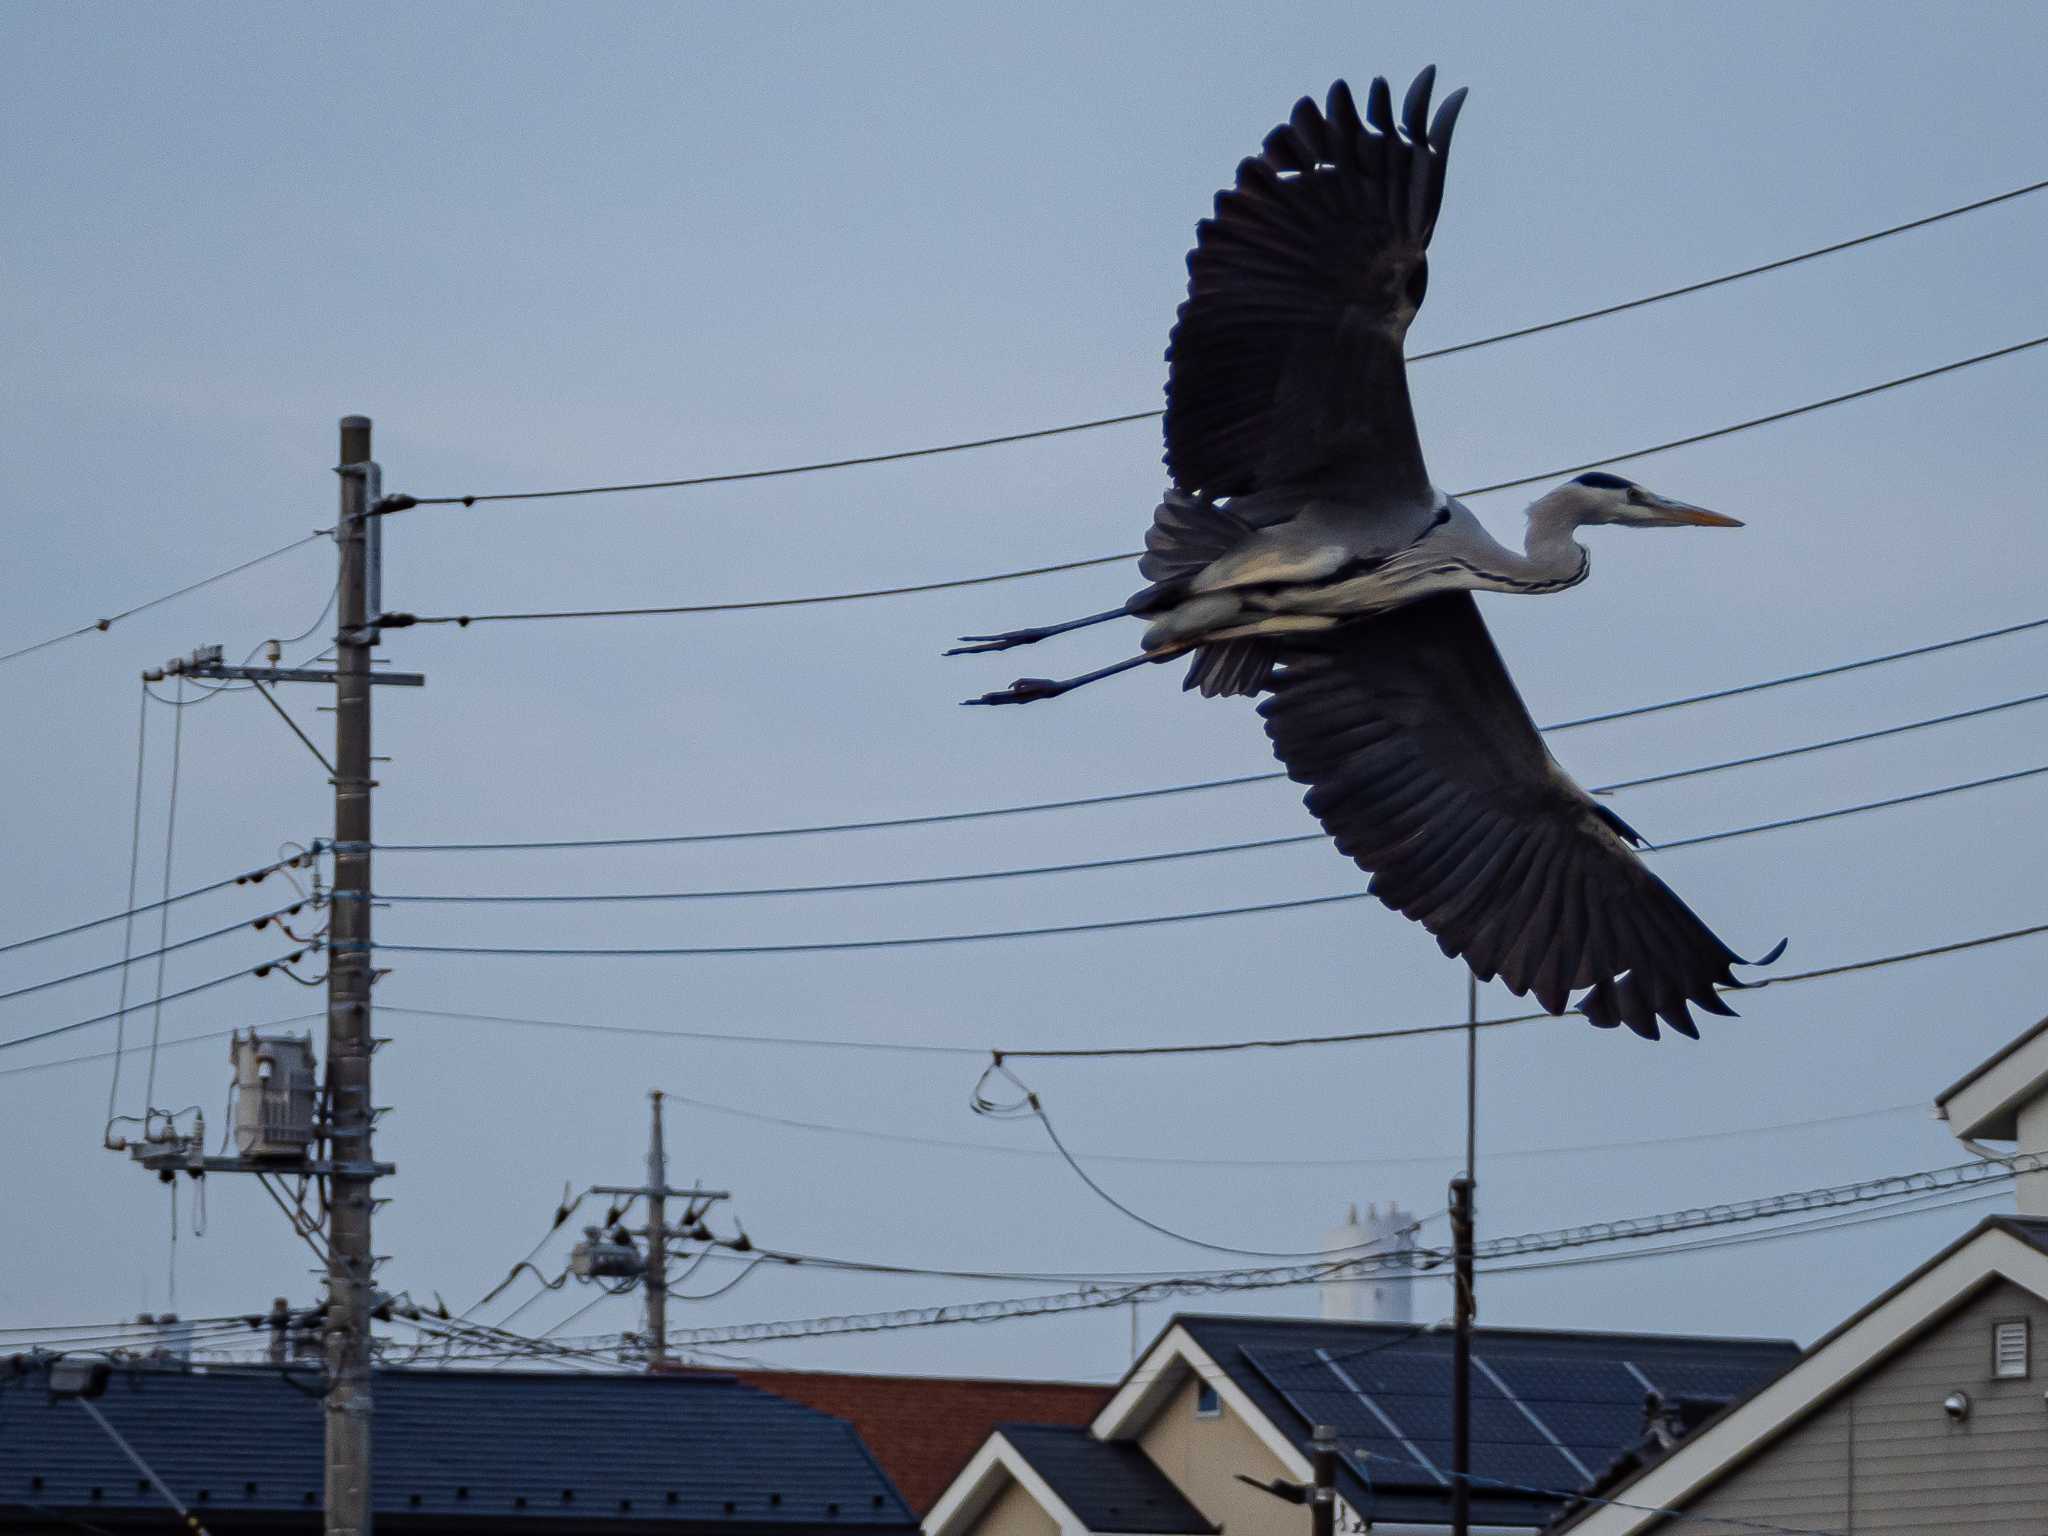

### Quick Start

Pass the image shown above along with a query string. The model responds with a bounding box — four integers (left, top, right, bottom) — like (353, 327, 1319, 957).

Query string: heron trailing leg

(946, 607, 1127, 655)
(962, 652, 1163, 705)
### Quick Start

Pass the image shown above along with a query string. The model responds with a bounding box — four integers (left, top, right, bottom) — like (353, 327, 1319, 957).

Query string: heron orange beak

(1643, 495, 1743, 528)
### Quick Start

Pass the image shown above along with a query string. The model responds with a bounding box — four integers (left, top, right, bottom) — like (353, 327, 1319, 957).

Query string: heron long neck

(1511, 494, 1592, 589)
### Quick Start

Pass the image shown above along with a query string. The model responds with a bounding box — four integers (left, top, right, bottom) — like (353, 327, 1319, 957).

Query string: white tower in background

(1319, 1202, 1416, 1323)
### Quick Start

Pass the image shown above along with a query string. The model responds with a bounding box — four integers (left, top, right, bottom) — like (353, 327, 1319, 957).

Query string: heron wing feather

(1258, 594, 1761, 1037)
(1164, 72, 1466, 502)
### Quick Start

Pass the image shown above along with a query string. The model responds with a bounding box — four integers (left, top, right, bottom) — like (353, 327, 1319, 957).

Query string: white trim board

(1091, 1321, 1314, 1481)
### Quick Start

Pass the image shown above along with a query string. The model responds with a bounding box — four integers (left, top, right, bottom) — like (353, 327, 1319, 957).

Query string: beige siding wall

(1680, 1279, 2048, 1533)
(1138, 1371, 1301, 1533)
(965, 1475, 1061, 1536)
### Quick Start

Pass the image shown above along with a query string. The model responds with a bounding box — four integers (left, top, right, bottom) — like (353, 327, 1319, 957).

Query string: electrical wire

(973, 1057, 1437, 1261)
(392, 337, 2048, 625)
(0, 533, 329, 670)
(371, 731, 2048, 909)
(375, 612, 2048, 850)
(635, 1083, 1921, 1171)
(0, 903, 312, 1009)
(393, 180, 2048, 510)
(1588, 688, 2048, 793)
(379, 1003, 983, 1057)
(997, 918, 2048, 1059)
(672, 1257, 772, 1304)
(568, 1167, 2016, 1352)
(354, 916, 2046, 1064)
(104, 686, 150, 1131)
(0, 949, 322, 1055)
(1477, 1183, 2006, 1279)
(0, 850, 321, 960)
(141, 676, 187, 1114)
(538, 1288, 618, 1342)
(366, 761, 2048, 960)
(0, 1018, 320, 1083)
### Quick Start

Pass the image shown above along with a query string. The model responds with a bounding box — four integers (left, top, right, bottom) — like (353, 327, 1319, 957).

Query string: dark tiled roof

(998, 1425, 1214, 1535)
(0, 1362, 916, 1531)
(1173, 1314, 1799, 1530)
(1988, 1213, 2048, 1255)
(728, 1370, 1110, 1514)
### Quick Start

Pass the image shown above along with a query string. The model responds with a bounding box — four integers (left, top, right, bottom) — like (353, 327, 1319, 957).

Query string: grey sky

(3, 1, 2045, 1381)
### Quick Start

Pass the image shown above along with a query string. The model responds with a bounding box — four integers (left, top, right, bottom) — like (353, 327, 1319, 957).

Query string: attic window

(1195, 1381, 1221, 1418)
(1994, 1318, 2029, 1379)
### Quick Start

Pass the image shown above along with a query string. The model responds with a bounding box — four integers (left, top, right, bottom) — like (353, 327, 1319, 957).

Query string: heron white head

(1548, 470, 1743, 529)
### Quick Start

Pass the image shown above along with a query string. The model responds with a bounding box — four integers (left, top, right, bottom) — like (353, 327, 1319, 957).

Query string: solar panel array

(1243, 1342, 1767, 1497)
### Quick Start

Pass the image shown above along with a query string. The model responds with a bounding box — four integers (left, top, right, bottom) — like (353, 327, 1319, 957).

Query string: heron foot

(946, 629, 1048, 655)
(961, 676, 1066, 706)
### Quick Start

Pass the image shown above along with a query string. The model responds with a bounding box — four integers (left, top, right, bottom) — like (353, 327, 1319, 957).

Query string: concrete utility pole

(1449, 969, 1479, 1536)
(643, 1091, 670, 1367)
(326, 414, 379, 1536)
(114, 417, 414, 1532)
(1448, 1174, 1475, 1536)
(589, 1091, 731, 1370)
(1310, 1423, 1337, 1536)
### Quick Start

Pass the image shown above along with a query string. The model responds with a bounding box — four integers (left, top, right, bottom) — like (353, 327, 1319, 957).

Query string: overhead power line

(997, 919, 2048, 1060)
(633, 1086, 1924, 1170)
(380, 1003, 985, 1057)
(0, 949, 321, 1055)
(373, 734, 2048, 907)
(390, 334, 2048, 624)
(570, 1154, 2033, 1350)
(377, 613, 2048, 851)
(0, 903, 311, 1008)
(0, 850, 319, 959)
(368, 762, 2048, 959)
(16, 1014, 1906, 1169)
(0, 533, 329, 671)
(0, 1016, 322, 1083)
(435, 1184, 1996, 1373)
(353, 919, 2048, 1064)
(390, 180, 2048, 510)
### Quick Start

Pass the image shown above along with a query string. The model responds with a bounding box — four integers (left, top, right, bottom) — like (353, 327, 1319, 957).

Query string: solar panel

(1243, 1345, 1590, 1495)
(1202, 1322, 1797, 1519)
(1483, 1355, 1646, 1467)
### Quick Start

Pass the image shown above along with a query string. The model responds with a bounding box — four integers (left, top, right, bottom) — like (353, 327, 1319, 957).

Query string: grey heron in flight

(953, 69, 1781, 1040)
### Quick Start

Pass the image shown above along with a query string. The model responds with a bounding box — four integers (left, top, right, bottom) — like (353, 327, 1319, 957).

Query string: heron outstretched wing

(1163, 70, 1466, 504)
(1258, 593, 1771, 1038)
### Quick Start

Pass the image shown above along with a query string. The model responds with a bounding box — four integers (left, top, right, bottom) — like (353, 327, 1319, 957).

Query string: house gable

(924, 1434, 1086, 1536)
(1678, 1278, 2048, 1532)
(1135, 1371, 1297, 1535)
(1559, 1218, 2048, 1534)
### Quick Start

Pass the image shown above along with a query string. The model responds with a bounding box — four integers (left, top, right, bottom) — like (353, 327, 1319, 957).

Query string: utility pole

(643, 1091, 670, 1368)
(326, 414, 379, 1536)
(111, 417, 411, 1530)
(585, 1091, 733, 1369)
(1449, 971, 1478, 1536)
(1448, 1176, 1474, 1536)
(1310, 1423, 1337, 1536)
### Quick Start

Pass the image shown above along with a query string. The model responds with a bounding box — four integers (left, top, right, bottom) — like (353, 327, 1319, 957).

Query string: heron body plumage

(953, 69, 1777, 1038)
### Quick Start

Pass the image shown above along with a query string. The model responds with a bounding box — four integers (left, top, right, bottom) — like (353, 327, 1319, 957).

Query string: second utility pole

(589, 1090, 730, 1370)
(327, 415, 380, 1536)
(1448, 971, 1479, 1536)
(643, 1091, 670, 1368)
